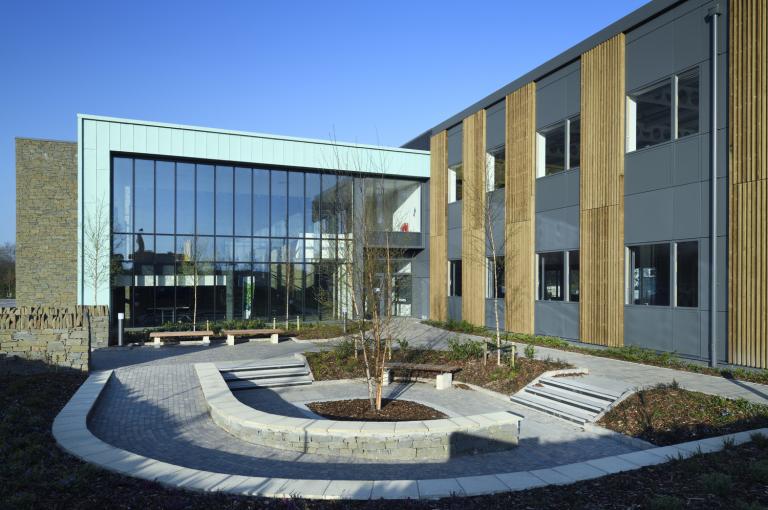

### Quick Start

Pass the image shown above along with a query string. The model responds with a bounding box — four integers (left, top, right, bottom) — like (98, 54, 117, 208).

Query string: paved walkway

(399, 320, 768, 405)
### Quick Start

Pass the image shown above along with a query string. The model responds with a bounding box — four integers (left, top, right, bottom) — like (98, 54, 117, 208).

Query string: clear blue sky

(0, 0, 648, 245)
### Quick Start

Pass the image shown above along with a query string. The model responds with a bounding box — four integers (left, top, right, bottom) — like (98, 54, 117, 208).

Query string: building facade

(15, 0, 767, 368)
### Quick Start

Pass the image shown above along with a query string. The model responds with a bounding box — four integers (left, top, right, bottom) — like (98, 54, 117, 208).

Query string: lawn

(598, 382, 768, 445)
(3, 357, 768, 509)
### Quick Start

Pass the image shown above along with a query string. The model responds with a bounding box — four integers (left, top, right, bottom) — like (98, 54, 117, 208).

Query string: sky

(0, 0, 648, 245)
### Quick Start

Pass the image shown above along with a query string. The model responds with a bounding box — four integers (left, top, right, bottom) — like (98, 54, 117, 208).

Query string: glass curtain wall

(110, 156, 375, 327)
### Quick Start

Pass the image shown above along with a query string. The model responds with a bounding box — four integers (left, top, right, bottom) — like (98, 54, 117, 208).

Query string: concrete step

(539, 377, 622, 402)
(510, 392, 596, 425)
(219, 361, 306, 373)
(222, 366, 310, 381)
(525, 384, 608, 414)
(228, 376, 313, 391)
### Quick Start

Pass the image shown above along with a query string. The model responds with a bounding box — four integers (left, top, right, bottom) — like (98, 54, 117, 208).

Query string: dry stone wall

(0, 306, 109, 371)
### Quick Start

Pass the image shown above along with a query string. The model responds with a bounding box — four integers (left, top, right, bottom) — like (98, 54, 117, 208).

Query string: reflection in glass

(629, 243, 670, 306)
(676, 241, 698, 307)
(364, 178, 421, 233)
(568, 250, 579, 302)
(176, 163, 195, 234)
(539, 252, 564, 300)
(271, 170, 287, 237)
(253, 238, 269, 262)
(235, 167, 252, 236)
(569, 117, 580, 169)
(632, 80, 672, 150)
(305, 173, 322, 237)
(288, 172, 304, 237)
(253, 169, 270, 237)
(252, 263, 269, 318)
(486, 147, 505, 191)
(134, 159, 154, 233)
(215, 237, 234, 262)
(112, 158, 133, 232)
(234, 237, 251, 263)
(216, 166, 234, 236)
(156, 161, 175, 234)
(196, 164, 215, 235)
(541, 123, 566, 176)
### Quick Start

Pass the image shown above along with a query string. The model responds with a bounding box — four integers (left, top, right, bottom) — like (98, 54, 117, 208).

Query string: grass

(305, 340, 570, 395)
(423, 319, 768, 386)
(598, 382, 768, 445)
(3, 361, 768, 509)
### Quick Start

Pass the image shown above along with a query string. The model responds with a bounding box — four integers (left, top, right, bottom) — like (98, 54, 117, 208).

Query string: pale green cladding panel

(77, 114, 429, 306)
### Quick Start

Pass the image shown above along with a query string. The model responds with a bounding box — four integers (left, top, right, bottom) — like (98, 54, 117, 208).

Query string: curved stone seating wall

(195, 362, 521, 460)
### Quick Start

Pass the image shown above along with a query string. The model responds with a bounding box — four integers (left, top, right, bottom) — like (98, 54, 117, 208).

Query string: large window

(487, 257, 505, 299)
(110, 156, 368, 327)
(364, 178, 421, 233)
(627, 243, 670, 306)
(538, 252, 564, 301)
(568, 250, 579, 302)
(449, 260, 462, 297)
(536, 116, 580, 177)
(627, 68, 699, 152)
(676, 241, 698, 308)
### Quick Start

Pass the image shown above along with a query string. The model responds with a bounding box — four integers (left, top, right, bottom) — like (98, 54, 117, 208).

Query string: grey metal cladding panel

(536, 63, 581, 129)
(536, 207, 579, 252)
(448, 200, 462, 230)
(673, 4, 708, 71)
(412, 277, 429, 319)
(448, 227, 462, 260)
(486, 103, 505, 149)
(674, 135, 702, 185)
(448, 127, 462, 165)
(700, 310, 728, 362)
(625, 306, 674, 352)
(534, 301, 579, 340)
(422, 182, 431, 235)
(627, 21, 675, 90)
(626, 0, 706, 42)
(565, 68, 581, 118)
(625, 188, 674, 244)
(448, 297, 462, 321)
(672, 307, 701, 358)
(698, 236, 728, 313)
(673, 182, 702, 239)
(485, 299, 505, 330)
(536, 170, 578, 211)
(697, 59, 729, 134)
(625, 144, 674, 195)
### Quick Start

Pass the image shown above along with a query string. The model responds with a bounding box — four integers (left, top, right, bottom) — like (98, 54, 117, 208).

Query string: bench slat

(148, 331, 213, 338)
(384, 362, 461, 373)
(222, 329, 284, 336)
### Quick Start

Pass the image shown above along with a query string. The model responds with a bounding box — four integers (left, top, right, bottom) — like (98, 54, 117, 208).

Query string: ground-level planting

(307, 398, 447, 421)
(599, 383, 768, 445)
(305, 340, 571, 395)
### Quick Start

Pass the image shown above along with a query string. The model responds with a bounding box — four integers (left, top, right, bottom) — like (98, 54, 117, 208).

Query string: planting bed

(306, 398, 447, 422)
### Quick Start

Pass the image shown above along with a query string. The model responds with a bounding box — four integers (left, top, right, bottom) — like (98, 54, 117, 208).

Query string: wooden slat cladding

(505, 83, 536, 334)
(729, 0, 768, 368)
(579, 34, 626, 347)
(429, 131, 448, 321)
(462, 111, 487, 326)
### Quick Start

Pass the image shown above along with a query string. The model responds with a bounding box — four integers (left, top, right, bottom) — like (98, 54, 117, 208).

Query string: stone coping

(195, 362, 522, 460)
(54, 370, 768, 500)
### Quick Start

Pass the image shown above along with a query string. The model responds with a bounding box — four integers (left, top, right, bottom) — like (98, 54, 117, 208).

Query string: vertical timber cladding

(461, 111, 487, 325)
(429, 131, 449, 321)
(729, 0, 768, 369)
(579, 33, 626, 347)
(505, 83, 536, 334)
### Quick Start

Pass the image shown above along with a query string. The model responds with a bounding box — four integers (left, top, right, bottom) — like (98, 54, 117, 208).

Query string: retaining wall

(0, 306, 109, 371)
(195, 362, 521, 460)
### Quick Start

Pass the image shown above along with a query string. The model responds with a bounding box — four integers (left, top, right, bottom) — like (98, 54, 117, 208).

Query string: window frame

(448, 259, 462, 297)
(625, 242, 672, 307)
(536, 115, 580, 178)
(626, 66, 700, 153)
(536, 251, 566, 302)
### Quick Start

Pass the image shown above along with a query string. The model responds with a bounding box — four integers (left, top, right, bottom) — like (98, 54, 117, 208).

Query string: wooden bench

(148, 330, 214, 347)
(222, 328, 284, 346)
(383, 362, 461, 390)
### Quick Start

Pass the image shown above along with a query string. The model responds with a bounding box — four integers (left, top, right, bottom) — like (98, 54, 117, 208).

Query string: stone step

(222, 366, 310, 381)
(219, 361, 306, 373)
(539, 377, 622, 402)
(525, 384, 608, 414)
(228, 375, 313, 391)
(510, 392, 596, 425)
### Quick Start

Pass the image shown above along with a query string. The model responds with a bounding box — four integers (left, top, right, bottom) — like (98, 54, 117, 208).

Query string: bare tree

(0, 242, 15, 298)
(485, 153, 507, 366)
(83, 198, 110, 304)
(177, 237, 210, 330)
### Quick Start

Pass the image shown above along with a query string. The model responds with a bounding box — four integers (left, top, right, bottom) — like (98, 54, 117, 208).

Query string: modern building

(15, 0, 767, 368)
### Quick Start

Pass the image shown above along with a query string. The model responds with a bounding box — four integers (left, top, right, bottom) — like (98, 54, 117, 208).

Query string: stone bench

(222, 328, 283, 346)
(195, 362, 521, 461)
(383, 362, 461, 390)
(148, 330, 214, 346)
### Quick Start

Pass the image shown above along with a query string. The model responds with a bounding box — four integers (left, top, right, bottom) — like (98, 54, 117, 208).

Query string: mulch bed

(305, 348, 570, 395)
(598, 383, 768, 446)
(306, 398, 447, 422)
(3, 361, 768, 508)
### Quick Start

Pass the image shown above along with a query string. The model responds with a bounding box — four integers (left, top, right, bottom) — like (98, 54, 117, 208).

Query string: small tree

(485, 153, 507, 366)
(83, 198, 110, 304)
(177, 237, 210, 330)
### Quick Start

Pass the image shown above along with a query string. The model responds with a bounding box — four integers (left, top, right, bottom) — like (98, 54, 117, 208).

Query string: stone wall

(0, 306, 109, 371)
(15, 138, 78, 307)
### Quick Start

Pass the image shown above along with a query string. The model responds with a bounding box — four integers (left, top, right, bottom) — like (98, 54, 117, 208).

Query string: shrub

(333, 339, 357, 360)
(647, 495, 684, 510)
(747, 459, 768, 483)
(698, 472, 733, 497)
(395, 338, 409, 353)
(447, 338, 485, 360)
(524, 344, 536, 359)
(750, 432, 768, 449)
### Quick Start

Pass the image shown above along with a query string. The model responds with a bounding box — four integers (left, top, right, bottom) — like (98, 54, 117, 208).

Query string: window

(156, 161, 174, 234)
(536, 116, 579, 177)
(538, 252, 564, 301)
(487, 257, 505, 298)
(112, 158, 133, 233)
(568, 250, 579, 302)
(486, 147, 505, 191)
(449, 260, 462, 297)
(628, 243, 670, 306)
(134, 159, 154, 234)
(677, 69, 699, 138)
(176, 163, 195, 235)
(215, 166, 234, 236)
(627, 68, 699, 152)
(486, 100, 505, 191)
(676, 241, 698, 307)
